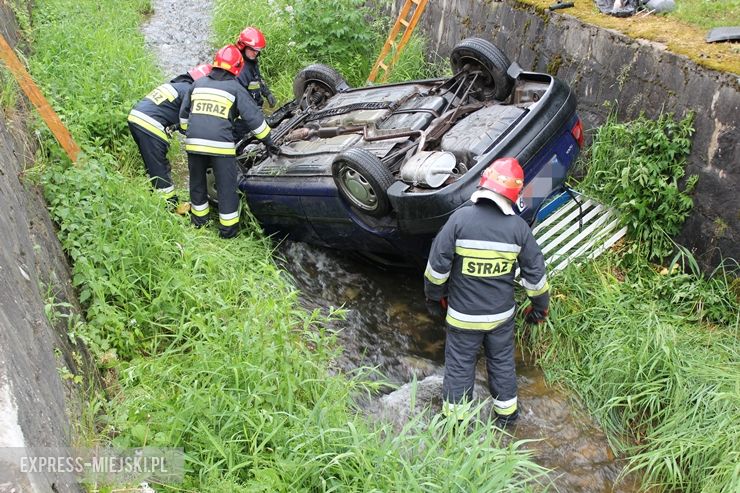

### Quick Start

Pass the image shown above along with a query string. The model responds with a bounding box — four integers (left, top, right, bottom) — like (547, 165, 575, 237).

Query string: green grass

(212, 0, 445, 106)
(30, 0, 159, 171)
(523, 251, 739, 492)
(522, 112, 740, 491)
(672, 0, 740, 30)
(0, 67, 20, 110)
(28, 0, 547, 490)
(27, 0, 740, 491)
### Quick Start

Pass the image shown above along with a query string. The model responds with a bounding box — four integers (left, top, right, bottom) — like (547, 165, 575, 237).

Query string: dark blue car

(225, 38, 583, 264)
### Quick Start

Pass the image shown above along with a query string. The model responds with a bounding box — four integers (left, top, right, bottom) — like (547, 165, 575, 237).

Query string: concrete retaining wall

(0, 3, 86, 491)
(391, 0, 739, 270)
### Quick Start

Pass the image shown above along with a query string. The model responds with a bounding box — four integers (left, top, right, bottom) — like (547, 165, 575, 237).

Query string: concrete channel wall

(0, 3, 86, 491)
(390, 0, 739, 270)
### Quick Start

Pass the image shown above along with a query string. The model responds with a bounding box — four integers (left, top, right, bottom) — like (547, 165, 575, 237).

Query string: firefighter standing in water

(127, 63, 212, 205)
(179, 44, 280, 238)
(423, 157, 550, 427)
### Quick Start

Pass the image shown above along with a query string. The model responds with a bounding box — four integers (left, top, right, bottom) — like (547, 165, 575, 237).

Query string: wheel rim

(338, 165, 377, 211)
(456, 55, 496, 96)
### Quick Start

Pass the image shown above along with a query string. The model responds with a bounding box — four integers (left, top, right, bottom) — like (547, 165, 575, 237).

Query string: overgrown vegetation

(520, 112, 739, 492)
(24, 0, 739, 491)
(524, 249, 739, 492)
(29, 0, 545, 491)
(578, 112, 697, 260)
(212, 0, 445, 106)
(672, 0, 740, 30)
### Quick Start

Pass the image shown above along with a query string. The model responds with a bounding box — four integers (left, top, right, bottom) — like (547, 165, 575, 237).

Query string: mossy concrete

(390, 0, 739, 270)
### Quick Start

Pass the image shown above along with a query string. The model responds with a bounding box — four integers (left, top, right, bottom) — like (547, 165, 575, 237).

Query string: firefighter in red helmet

(179, 44, 280, 238)
(128, 63, 211, 206)
(423, 157, 550, 428)
(235, 26, 276, 108)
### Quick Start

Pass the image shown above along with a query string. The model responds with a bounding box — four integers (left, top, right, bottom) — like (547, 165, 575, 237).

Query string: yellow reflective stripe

(192, 87, 235, 102)
(219, 216, 239, 226)
(160, 83, 179, 100)
(127, 114, 169, 141)
(248, 82, 261, 90)
(192, 93, 234, 107)
(254, 121, 271, 140)
(493, 397, 518, 415)
(191, 205, 210, 217)
(455, 246, 518, 260)
(155, 185, 176, 199)
(461, 257, 515, 277)
(424, 263, 449, 285)
(219, 210, 239, 226)
(525, 280, 549, 297)
(445, 306, 515, 331)
(445, 315, 511, 331)
(185, 144, 236, 156)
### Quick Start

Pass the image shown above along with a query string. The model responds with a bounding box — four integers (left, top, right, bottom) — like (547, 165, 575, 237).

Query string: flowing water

(142, 2, 638, 490)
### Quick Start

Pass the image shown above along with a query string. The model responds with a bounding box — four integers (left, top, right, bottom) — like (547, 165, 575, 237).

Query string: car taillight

(571, 118, 584, 148)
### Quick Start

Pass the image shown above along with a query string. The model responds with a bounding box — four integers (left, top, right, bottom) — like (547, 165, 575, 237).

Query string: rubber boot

(218, 223, 240, 239)
(494, 409, 519, 429)
(190, 212, 210, 228)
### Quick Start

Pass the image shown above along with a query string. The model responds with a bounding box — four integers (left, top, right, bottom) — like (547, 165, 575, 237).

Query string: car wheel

(206, 167, 218, 206)
(450, 38, 514, 101)
(332, 148, 394, 217)
(293, 64, 350, 110)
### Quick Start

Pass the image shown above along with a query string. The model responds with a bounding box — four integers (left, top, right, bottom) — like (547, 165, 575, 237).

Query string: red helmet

(236, 27, 266, 52)
(213, 45, 244, 76)
(188, 63, 212, 81)
(477, 157, 524, 203)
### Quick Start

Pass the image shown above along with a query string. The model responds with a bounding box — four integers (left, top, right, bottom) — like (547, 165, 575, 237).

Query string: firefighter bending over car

(127, 63, 212, 205)
(179, 44, 280, 239)
(424, 157, 550, 428)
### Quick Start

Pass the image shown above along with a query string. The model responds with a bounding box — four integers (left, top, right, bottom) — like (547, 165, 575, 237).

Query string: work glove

(262, 136, 281, 157)
(265, 90, 277, 108)
(425, 297, 448, 319)
(524, 306, 549, 324)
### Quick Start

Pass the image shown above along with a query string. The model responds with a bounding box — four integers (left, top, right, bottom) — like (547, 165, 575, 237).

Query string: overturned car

(225, 38, 583, 264)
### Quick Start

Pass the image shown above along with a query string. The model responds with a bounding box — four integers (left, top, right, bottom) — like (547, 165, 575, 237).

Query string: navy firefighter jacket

(179, 70, 271, 156)
(128, 81, 193, 142)
(424, 201, 550, 331)
(236, 58, 267, 106)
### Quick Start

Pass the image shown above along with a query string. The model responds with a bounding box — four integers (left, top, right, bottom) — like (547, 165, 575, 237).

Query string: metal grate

(518, 190, 627, 279)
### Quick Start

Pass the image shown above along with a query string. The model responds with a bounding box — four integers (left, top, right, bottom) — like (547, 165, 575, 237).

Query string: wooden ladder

(366, 0, 429, 84)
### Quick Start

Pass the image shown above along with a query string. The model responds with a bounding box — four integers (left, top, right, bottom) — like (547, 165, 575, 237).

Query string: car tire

(293, 64, 350, 109)
(450, 38, 514, 101)
(332, 148, 394, 217)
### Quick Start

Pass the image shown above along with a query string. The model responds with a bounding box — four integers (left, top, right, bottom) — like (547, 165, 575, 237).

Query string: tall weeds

(30, 0, 545, 490)
(527, 109, 740, 492)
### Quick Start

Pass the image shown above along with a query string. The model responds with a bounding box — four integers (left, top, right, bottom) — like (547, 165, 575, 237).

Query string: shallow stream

(143, 1, 638, 490)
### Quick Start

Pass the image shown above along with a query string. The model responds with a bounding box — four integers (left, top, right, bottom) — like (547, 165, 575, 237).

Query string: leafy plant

(578, 112, 697, 260)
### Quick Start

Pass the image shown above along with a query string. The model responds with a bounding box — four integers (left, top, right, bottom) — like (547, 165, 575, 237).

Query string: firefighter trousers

(187, 153, 240, 238)
(128, 122, 174, 196)
(442, 316, 518, 417)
